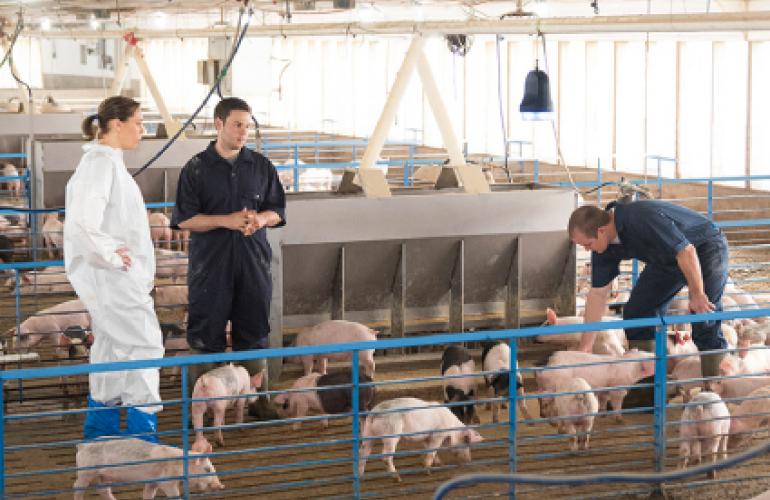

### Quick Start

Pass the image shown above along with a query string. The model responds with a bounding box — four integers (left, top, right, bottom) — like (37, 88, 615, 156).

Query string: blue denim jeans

(622, 234, 729, 352)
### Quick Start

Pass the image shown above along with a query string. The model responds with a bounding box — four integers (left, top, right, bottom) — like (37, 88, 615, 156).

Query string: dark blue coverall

(592, 200, 729, 352)
(171, 141, 286, 353)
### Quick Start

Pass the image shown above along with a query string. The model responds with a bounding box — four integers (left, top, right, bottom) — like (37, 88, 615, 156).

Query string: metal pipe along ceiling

(18, 12, 770, 39)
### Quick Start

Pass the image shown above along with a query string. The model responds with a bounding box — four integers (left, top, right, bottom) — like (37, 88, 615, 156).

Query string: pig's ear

(250, 370, 265, 390)
(21, 274, 31, 285)
(546, 308, 557, 325)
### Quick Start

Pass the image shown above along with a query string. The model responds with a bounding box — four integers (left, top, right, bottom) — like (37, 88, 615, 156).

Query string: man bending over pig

(568, 200, 730, 395)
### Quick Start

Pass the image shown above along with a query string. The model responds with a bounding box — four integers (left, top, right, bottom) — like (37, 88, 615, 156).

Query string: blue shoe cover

(126, 407, 158, 443)
(83, 396, 121, 440)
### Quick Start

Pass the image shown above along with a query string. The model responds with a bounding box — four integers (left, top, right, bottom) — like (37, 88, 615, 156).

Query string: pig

(41, 212, 63, 259)
(155, 249, 188, 282)
(539, 377, 599, 452)
(290, 320, 376, 377)
(679, 391, 730, 478)
(73, 437, 224, 499)
(736, 323, 770, 358)
(536, 350, 655, 423)
(711, 375, 770, 403)
(172, 228, 190, 252)
(153, 285, 188, 312)
(358, 397, 483, 482)
(148, 211, 173, 249)
(191, 363, 264, 451)
(539, 308, 626, 356)
(9, 299, 90, 358)
(278, 159, 306, 192)
(1, 163, 21, 197)
(6, 266, 73, 295)
(669, 355, 703, 402)
(441, 345, 479, 425)
(667, 330, 698, 373)
(274, 370, 376, 430)
(0, 233, 14, 263)
(481, 341, 531, 423)
(728, 385, 770, 448)
(720, 349, 770, 378)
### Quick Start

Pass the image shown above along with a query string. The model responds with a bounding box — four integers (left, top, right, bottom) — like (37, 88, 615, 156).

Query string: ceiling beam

(18, 11, 770, 39)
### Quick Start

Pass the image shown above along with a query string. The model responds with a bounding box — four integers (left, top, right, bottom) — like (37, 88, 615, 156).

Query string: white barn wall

(112, 31, 770, 183)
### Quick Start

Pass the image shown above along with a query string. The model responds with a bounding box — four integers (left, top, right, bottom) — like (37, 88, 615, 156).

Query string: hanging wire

(538, 31, 579, 193)
(495, 34, 513, 183)
(0, 12, 24, 71)
(133, 7, 254, 178)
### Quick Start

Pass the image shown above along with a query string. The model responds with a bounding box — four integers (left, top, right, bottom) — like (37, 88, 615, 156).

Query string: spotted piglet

(274, 370, 376, 430)
(441, 345, 479, 425)
(481, 341, 531, 423)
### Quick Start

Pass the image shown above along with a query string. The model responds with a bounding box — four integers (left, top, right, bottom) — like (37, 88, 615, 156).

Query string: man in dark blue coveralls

(171, 97, 286, 419)
(568, 200, 729, 387)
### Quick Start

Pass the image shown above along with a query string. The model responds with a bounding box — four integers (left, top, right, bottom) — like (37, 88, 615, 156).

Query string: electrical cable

(538, 31, 579, 194)
(133, 7, 254, 178)
(494, 34, 512, 182)
(213, 7, 261, 145)
(0, 13, 24, 71)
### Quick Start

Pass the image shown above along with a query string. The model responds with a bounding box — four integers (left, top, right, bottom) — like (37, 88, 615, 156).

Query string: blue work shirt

(171, 141, 286, 274)
(592, 200, 721, 288)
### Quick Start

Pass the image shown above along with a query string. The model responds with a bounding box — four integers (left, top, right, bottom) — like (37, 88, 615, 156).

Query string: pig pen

(1, 183, 770, 498)
(4, 334, 770, 500)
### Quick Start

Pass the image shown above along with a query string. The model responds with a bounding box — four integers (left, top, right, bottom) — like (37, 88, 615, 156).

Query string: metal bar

(707, 180, 714, 220)
(352, 350, 361, 499)
(449, 240, 464, 334)
(505, 237, 521, 329)
(181, 365, 191, 499)
(508, 340, 518, 500)
(653, 322, 668, 478)
(332, 245, 345, 320)
(293, 145, 300, 192)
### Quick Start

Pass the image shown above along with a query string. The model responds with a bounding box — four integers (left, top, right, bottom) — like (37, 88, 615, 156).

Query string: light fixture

(40, 17, 51, 31)
(89, 16, 100, 30)
(520, 31, 554, 121)
(151, 11, 168, 29)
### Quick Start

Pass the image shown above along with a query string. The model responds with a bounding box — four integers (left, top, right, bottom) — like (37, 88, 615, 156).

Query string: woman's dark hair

(81, 96, 141, 140)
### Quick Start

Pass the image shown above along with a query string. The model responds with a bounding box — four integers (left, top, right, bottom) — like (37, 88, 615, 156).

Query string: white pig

(1, 163, 20, 197)
(540, 377, 598, 452)
(728, 385, 770, 448)
(720, 349, 770, 378)
(679, 391, 730, 477)
(41, 212, 63, 259)
(148, 211, 173, 249)
(290, 320, 376, 376)
(6, 266, 73, 295)
(539, 308, 626, 356)
(73, 437, 224, 499)
(358, 397, 483, 482)
(155, 249, 188, 282)
(192, 364, 264, 451)
(536, 350, 655, 423)
(9, 299, 90, 358)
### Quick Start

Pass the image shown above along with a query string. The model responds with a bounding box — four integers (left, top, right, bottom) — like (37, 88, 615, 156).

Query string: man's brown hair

(567, 205, 610, 238)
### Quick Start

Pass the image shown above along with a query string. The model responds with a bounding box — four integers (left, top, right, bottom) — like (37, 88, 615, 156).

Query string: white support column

(110, 42, 134, 96)
(417, 50, 489, 194)
(133, 44, 183, 139)
(358, 35, 425, 197)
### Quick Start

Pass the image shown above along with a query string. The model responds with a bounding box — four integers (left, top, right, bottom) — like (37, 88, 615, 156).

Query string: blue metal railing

(3, 305, 770, 498)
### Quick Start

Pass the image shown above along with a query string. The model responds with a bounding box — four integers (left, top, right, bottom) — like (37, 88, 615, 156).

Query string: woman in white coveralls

(64, 96, 164, 441)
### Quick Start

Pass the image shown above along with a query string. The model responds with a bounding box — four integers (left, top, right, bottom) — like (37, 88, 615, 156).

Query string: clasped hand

(227, 208, 264, 236)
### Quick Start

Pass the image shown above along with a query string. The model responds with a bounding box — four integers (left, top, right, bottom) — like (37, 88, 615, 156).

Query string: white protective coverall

(64, 143, 164, 413)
